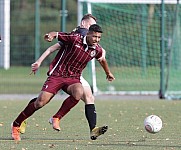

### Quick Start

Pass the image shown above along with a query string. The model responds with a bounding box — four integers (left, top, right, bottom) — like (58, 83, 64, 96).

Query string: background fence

(79, 0, 181, 99)
(0, 0, 181, 99)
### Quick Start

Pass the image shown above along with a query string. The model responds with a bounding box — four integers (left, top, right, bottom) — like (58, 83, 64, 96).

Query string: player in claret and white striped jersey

(44, 24, 115, 140)
(11, 24, 115, 141)
(20, 14, 113, 140)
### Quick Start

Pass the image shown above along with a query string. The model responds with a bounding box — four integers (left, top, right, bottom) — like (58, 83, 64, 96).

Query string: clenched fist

(44, 32, 57, 42)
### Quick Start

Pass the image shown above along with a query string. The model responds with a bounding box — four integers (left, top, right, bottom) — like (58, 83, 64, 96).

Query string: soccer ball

(144, 115, 162, 133)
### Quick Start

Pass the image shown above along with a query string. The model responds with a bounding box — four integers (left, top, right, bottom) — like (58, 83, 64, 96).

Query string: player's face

(87, 31, 101, 46)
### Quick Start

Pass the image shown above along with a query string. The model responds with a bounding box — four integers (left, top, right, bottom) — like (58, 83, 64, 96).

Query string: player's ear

(81, 20, 85, 27)
(81, 20, 89, 29)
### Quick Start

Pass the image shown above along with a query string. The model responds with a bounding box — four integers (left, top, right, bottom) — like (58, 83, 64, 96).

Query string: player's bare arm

(31, 43, 61, 74)
(99, 59, 115, 81)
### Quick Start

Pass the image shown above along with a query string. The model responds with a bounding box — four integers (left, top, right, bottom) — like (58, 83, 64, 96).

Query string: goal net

(78, 0, 181, 99)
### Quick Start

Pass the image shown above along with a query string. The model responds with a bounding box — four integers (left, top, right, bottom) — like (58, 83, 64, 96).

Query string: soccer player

(11, 24, 114, 141)
(20, 14, 112, 140)
(45, 14, 114, 140)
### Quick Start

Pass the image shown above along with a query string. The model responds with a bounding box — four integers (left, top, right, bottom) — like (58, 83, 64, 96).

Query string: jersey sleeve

(58, 41, 63, 46)
(95, 46, 103, 59)
(57, 32, 79, 45)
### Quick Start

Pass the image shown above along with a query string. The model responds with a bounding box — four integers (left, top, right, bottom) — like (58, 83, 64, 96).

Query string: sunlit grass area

(0, 66, 162, 94)
(0, 99, 180, 150)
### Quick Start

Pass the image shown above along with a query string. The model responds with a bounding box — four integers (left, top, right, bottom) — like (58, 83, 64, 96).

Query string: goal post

(0, 0, 10, 70)
(78, 0, 181, 100)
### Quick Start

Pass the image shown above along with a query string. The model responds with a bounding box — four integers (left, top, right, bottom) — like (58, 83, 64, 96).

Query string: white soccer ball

(144, 115, 162, 133)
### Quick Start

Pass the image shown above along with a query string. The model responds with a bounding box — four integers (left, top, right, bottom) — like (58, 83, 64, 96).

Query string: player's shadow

(90, 140, 181, 149)
(0, 137, 87, 142)
(1, 137, 180, 149)
(0, 137, 12, 140)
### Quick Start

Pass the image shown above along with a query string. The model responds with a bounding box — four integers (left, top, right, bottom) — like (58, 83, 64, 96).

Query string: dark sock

(28, 97, 37, 104)
(85, 104, 97, 131)
(53, 96, 79, 119)
(13, 101, 37, 127)
(13, 97, 37, 127)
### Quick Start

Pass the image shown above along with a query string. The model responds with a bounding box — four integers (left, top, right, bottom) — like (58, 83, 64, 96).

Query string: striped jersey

(47, 32, 103, 79)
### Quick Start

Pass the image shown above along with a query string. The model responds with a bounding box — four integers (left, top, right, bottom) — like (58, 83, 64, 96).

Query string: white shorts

(80, 76, 90, 87)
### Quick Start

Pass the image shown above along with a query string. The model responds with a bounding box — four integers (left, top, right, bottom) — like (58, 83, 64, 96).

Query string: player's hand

(44, 33, 53, 42)
(30, 62, 40, 75)
(106, 72, 115, 82)
(44, 32, 57, 42)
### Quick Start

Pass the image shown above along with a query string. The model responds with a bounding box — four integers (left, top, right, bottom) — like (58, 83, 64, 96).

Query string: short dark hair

(89, 24, 103, 33)
(81, 14, 97, 22)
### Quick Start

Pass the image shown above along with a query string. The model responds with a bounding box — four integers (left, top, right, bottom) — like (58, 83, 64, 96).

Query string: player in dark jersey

(11, 24, 114, 141)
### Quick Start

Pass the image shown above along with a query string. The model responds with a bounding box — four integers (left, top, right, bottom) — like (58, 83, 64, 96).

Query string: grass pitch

(0, 99, 181, 150)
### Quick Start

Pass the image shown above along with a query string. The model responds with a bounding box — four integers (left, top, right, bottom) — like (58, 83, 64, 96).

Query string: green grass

(1, 66, 181, 94)
(0, 66, 161, 94)
(0, 99, 180, 150)
(0, 67, 47, 94)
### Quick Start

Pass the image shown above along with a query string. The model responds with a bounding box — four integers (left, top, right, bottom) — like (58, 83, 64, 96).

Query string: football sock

(13, 101, 37, 127)
(28, 97, 37, 104)
(85, 104, 97, 131)
(53, 96, 79, 119)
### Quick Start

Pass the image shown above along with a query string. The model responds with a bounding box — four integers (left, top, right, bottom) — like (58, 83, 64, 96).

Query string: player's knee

(34, 91, 53, 109)
(34, 100, 44, 109)
(67, 83, 84, 100)
(34, 97, 47, 109)
(73, 87, 84, 100)
(75, 91, 84, 100)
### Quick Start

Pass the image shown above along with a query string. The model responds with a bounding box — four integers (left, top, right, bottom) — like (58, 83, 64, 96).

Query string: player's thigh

(67, 83, 84, 100)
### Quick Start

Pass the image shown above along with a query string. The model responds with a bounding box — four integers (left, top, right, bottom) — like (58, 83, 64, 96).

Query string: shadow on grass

(90, 140, 181, 149)
(1, 137, 180, 149)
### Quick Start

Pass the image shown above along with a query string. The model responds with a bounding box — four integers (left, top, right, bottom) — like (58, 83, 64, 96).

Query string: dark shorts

(41, 76, 81, 95)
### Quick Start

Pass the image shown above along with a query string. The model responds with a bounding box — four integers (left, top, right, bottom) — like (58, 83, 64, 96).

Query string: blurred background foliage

(2, 1, 181, 96)
(10, 0, 77, 66)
